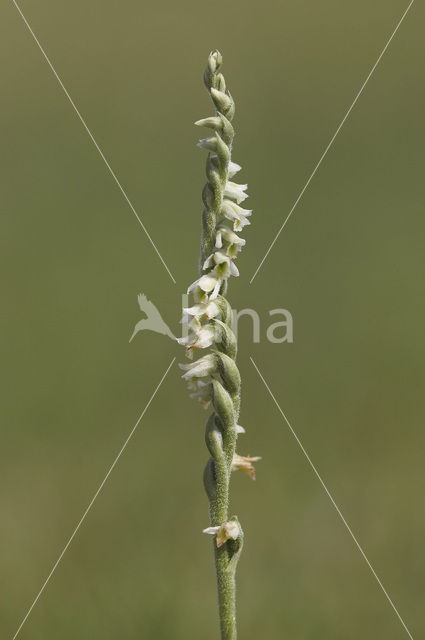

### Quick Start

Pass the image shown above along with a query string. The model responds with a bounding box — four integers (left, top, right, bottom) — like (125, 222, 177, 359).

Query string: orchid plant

(179, 50, 260, 640)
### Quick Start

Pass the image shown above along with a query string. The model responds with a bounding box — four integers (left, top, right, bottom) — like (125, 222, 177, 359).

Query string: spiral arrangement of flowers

(178, 50, 260, 640)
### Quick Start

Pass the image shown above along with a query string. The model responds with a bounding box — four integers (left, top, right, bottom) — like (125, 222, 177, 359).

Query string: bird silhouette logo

(129, 294, 176, 343)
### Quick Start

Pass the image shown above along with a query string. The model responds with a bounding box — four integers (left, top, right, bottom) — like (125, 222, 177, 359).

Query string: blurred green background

(1, 1, 424, 638)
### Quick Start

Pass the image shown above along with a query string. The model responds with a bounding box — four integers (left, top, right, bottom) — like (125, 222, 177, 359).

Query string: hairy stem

(214, 545, 237, 639)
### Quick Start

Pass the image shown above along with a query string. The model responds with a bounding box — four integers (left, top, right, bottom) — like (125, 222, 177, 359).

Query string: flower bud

(197, 137, 218, 152)
(210, 88, 233, 114)
(195, 116, 222, 130)
(215, 73, 226, 93)
(212, 319, 237, 360)
(208, 50, 222, 74)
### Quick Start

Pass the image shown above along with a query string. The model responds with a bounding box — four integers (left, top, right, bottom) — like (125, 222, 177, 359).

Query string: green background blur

(1, 1, 424, 638)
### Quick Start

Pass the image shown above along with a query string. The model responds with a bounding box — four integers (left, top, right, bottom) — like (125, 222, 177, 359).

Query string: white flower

(236, 424, 245, 434)
(224, 181, 248, 204)
(179, 316, 202, 343)
(179, 354, 216, 381)
(216, 226, 246, 249)
(203, 521, 241, 547)
(187, 274, 216, 294)
(202, 252, 221, 270)
(210, 279, 222, 299)
(177, 333, 195, 347)
(178, 325, 216, 350)
(187, 274, 222, 300)
(203, 251, 239, 273)
(183, 301, 220, 320)
(215, 230, 224, 249)
(208, 258, 239, 280)
(228, 161, 242, 178)
(215, 226, 246, 258)
(189, 380, 212, 407)
(186, 378, 201, 391)
(203, 526, 220, 535)
(221, 200, 252, 231)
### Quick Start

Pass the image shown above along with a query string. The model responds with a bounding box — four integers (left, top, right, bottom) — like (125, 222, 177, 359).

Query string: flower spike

(179, 50, 259, 640)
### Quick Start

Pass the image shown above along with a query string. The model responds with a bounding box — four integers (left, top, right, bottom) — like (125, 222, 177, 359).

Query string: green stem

(214, 545, 237, 640)
(209, 455, 236, 640)
(205, 379, 239, 638)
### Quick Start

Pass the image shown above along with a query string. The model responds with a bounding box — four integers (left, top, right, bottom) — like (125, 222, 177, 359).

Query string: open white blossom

(203, 252, 240, 279)
(221, 200, 252, 231)
(215, 226, 246, 251)
(228, 161, 242, 178)
(183, 301, 220, 320)
(178, 325, 216, 351)
(187, 274, 222, 301)
(188, 274, 218, 295)
(224, 181, 248, 203)
(180, 354, 216, 381)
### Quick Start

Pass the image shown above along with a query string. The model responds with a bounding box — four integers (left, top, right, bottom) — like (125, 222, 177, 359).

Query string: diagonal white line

(250, 0, 415, 284)
(11, 0, 176, 284)
(11, 357, 176, 640)
(250, 356, 414, 640)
